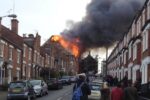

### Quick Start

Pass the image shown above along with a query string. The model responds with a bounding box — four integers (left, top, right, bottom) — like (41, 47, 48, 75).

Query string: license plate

(12, 89, 21, 93)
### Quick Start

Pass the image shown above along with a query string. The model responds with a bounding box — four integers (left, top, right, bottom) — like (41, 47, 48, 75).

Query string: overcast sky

(0, 0, 91, 44)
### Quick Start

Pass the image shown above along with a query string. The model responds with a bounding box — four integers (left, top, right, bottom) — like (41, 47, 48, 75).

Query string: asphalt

(0, 91, 7, 100)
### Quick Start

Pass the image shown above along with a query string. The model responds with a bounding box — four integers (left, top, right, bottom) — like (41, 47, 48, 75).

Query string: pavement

(0, 91, 7, 100)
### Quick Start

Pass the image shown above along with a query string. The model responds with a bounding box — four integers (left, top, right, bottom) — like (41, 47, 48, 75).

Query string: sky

(0, 0, 111, 73)
(0, 0, 91, 44)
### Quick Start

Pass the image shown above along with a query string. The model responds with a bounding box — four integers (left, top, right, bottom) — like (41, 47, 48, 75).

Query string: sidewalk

(0, 91, 7, 100)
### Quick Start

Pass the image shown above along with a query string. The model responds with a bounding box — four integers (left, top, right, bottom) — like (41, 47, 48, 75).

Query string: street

(37, 84, 73, 100)
(0, 84, 74, 100)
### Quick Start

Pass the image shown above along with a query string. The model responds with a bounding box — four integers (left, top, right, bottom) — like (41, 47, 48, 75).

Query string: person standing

(100, 82, 110, 100)
(73, 75, 91, 100)
(123, 80, 138, 100)
(111, 83, 123, 100)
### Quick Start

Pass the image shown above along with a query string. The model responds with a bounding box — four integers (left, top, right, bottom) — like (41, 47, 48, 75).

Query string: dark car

(47, 78, 63, 90)
(7, 80, 36, 100)
(60, 76, 71, 85)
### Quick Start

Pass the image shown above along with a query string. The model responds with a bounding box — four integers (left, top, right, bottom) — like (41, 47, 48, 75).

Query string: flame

(51, 35, 80, 57)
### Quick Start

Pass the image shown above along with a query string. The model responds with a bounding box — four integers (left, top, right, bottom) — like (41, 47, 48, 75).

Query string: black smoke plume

(61, 0, 145, 53)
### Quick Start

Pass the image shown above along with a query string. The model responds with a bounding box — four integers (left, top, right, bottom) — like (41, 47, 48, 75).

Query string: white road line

(57, 97, 63, 100)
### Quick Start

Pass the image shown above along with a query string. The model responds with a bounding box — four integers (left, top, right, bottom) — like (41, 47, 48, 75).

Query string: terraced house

(107, 0, 150, 85)
(0, 16, 78, 86)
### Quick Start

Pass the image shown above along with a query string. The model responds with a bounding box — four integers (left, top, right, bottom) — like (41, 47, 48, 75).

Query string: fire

(51, 35, 80, 57)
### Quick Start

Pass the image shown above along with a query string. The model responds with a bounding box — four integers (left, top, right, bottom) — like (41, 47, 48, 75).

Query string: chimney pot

(23, 34, 26, 37)
(28, 34, 34, 38)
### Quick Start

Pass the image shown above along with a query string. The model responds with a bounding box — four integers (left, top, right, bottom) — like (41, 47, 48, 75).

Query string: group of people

(101, 80, 139, 100)
(72, 74, 140, 100)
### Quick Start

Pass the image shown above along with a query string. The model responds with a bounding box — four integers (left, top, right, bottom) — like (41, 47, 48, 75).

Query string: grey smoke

(61, 0, 145, 53)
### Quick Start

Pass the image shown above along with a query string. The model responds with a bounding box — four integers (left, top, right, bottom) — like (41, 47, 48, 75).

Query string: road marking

(57, 97, 63, 100)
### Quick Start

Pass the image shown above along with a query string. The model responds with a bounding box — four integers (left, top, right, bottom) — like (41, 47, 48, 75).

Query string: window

(23, 45, 26, 57)
(124, 52, 126, 64)
(137, 17, 141, 35)
(129, 43, 132, 59)
(8, 47, 13, 60)
(132, 24, 135, 37)
(133, 44, 137, 60)
(0, 42, 4, 57)
(29, 49, 32, 60)
(142, 31, 148, 52)
(147, 3, 150, 19)
(17, 51, 21, 63)
(34, 52, 36, 62)
(142, 9, 145, 26)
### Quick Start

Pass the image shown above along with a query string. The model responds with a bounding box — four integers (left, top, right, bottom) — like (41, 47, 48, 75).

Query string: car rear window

(30, 80, 41, 86)
(9, 82, 26, 88)
(90, 85, 101, 90)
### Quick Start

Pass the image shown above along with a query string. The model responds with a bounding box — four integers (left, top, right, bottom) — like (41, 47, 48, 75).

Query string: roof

(0, 25, 23, 49)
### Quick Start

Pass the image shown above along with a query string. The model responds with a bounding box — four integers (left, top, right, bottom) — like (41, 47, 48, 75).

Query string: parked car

(70, 76, 77, 83)
(60, 76, 71, 85)
(29, 80, 48, 97)
(7, 80, 36, 100)
(47, 78, 63, 90)
(88, 81, 103, 100)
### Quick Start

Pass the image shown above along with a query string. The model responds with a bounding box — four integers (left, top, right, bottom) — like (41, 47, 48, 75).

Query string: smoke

(61, 0, 145, 53)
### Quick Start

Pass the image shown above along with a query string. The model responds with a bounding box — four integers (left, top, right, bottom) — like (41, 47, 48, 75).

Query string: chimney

(11, 18, 18, 34)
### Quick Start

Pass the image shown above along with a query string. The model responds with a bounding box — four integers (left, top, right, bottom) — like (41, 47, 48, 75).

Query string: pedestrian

(100, 82, 110, 100)
(72, 74, 91, 100)
(123, 80, 138, 100)
(113, 76, 118, 86)
(111, 82, 123, 100)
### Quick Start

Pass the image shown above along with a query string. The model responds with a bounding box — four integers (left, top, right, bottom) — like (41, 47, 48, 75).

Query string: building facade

(0, 16, 78, 85)
(107, 0, 150, 85)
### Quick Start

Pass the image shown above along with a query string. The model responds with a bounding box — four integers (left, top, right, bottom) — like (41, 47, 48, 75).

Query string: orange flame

(51, 35, 80, 57)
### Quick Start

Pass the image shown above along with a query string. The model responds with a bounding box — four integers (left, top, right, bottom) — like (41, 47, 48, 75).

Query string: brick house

(107, 0, 150, 85)
(0, 18, 22, 84)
